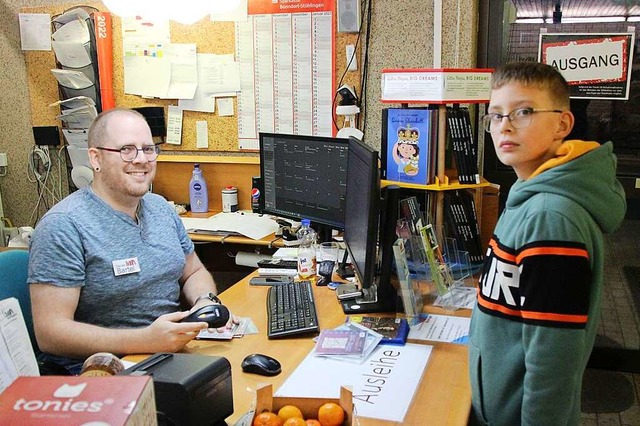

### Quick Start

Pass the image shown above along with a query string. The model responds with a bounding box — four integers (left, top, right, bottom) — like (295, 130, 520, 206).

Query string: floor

(581, 219, 640, 426)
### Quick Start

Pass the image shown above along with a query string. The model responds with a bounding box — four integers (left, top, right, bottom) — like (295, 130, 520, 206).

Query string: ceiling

(511, 0, 640, 19)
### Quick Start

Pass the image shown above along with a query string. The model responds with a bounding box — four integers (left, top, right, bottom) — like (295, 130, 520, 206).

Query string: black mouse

(241, 353, 282, 376)
(181, 304, 230, 328)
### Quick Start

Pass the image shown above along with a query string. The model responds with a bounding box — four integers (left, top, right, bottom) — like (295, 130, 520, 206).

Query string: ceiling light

(102, 0, 241, 25)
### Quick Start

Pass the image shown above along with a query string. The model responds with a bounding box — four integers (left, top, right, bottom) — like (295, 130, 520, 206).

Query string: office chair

(0, 249, 38, 352)
(0, 249, 72, 375)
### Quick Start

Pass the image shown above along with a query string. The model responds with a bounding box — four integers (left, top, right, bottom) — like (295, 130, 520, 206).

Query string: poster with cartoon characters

(382, 108, 435, 184)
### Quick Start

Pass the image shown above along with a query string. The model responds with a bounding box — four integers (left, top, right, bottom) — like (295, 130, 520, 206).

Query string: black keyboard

(267, 281, 320, 339)
(258, 259, 298, 269)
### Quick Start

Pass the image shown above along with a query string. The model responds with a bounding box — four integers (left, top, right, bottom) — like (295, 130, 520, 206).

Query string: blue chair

(0, 249, 38, 354)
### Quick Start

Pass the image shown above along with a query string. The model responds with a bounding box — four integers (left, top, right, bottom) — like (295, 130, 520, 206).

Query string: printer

(121, 353, 233, 426)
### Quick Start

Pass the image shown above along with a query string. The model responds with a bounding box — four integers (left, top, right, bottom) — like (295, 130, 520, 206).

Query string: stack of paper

(181, 212, 280, 240)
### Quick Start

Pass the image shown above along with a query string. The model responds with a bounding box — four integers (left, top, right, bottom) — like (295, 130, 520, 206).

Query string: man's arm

(30, 283, 207, 359)
(180, 251, 219, 307)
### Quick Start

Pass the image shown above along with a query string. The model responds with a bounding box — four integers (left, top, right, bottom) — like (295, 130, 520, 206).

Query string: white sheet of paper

(52, 40, 91, 68)
(166, 105, 183, 145)
(0, 298, 39, 393)
(276, 343, 432, 422)
(196, 121, 208, 148)
(123, 53, 171, 98)
(177, 54, 217, 111)
(52, 18, 89, 43)
(165, 43, 198, 99)
(51, 69, 93, 89)
(19, 13, 51, 51)
(201, 61, 241, 94)
(216, 98, 234, 117)
(66, 145, 91, 168)
(408, 314, 470, 344)
(49, 95, 95, 109)
(62, 129, 88, 147)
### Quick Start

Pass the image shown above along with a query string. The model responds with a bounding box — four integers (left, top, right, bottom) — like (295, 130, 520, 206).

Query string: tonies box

(0, 376, 156, 425)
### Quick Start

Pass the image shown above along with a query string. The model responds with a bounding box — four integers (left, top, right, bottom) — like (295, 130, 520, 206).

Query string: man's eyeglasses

(482, 108, 563, 132)
(96, 145, 161, 162)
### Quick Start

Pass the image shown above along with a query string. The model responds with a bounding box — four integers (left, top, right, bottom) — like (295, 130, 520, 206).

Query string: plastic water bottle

(189, 163, 208, 213)
(296, 219, 317, 280)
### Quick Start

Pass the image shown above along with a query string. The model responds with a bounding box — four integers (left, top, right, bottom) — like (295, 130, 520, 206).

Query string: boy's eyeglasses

(482, 108, 563, 132)
(96, 145, 161, 162)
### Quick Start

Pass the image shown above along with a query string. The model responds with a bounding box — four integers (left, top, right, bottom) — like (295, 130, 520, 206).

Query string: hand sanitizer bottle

(189, 163, 208, 213)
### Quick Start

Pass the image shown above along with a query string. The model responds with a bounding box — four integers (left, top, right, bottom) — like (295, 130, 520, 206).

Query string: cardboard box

(0, 376, 157, 425)
(252, 384, 353, 425)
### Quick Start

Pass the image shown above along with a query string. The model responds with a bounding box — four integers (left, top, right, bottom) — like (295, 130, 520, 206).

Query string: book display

(381, 68, 492, 306)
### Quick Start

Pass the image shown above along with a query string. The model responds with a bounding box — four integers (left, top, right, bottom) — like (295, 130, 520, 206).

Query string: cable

(331, 0, 368, 133)
(27, 145, 64, 226)
(358, 0, 373, 139)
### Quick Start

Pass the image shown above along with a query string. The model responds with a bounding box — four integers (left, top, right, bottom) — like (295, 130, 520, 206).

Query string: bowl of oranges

(251, 384, 352, 426)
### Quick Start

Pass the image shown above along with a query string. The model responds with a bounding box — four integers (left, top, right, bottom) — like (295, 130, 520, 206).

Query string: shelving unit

(380, 68, 493, 251)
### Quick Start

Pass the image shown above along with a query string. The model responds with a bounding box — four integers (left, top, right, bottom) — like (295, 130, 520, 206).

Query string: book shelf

(380, 68, 493, 262)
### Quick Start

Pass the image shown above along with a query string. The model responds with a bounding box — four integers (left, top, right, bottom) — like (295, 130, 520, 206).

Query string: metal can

(222, 186, 238, 213)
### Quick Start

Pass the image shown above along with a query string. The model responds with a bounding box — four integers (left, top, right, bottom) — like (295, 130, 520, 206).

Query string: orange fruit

(317, 402, 345, 426)
(283, 418, 306, 426)
(253, 411, 284, 426)
(278, 405, 304, 422)
(306, 420, 322, 426)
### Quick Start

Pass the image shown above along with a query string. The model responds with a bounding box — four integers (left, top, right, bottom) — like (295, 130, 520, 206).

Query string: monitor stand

(340, 284, 396, 314)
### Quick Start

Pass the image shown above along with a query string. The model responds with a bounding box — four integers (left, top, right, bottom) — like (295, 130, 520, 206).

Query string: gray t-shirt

(28, 187, 194, 331)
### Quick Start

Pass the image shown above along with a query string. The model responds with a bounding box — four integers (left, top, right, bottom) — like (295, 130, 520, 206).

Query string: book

(381, 108, 436, 185)
(347, 316, 410, 345)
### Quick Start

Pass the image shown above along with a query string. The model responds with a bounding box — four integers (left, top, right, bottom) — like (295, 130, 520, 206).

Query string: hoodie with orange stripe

(469, 140, 626, 426)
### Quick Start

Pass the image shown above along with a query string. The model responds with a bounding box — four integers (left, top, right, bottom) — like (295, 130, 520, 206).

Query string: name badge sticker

(112, 257, 141, 276)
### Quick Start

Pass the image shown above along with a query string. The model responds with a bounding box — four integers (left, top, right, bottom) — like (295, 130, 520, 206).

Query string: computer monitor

(259, 132, 348, 241)
(341, 137, 399, 314)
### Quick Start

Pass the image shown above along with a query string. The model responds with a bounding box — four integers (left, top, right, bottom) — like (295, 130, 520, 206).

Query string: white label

(112, 257, 141, 276)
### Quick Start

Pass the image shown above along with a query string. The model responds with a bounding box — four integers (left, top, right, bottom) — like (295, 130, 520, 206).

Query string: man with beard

(28, 108, 234, 374)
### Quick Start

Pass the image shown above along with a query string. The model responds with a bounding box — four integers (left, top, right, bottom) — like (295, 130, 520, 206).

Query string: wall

(0, 0, 479, 227)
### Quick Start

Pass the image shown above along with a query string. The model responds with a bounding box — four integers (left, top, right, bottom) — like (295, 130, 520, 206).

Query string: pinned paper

(196, 121, 208, 148)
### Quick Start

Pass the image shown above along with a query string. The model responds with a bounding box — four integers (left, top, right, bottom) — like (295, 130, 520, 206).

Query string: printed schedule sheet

(235, 0, 335, 150)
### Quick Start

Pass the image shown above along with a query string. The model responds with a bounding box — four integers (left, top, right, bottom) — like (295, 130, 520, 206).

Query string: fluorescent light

(560, 16, 626, 23)
(102, 0, 240, 25)
(515, 18, 545, 23)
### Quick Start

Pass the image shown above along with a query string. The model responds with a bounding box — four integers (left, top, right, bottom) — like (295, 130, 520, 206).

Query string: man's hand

(145, 311, 208, 353)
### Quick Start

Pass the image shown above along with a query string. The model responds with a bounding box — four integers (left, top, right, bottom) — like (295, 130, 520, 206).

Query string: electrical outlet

(0, 153, 7, 167)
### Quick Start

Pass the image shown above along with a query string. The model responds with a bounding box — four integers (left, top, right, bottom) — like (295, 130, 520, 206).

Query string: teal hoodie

(469, 141, 626, 426)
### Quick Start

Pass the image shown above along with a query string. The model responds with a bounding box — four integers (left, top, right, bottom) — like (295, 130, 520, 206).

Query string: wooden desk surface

(161, 273, 472, 425)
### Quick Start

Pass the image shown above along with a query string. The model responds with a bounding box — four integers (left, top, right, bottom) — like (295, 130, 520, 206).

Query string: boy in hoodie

(469, 62, 626, 425)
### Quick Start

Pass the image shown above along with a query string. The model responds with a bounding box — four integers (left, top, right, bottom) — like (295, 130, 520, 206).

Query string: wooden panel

(153, 156, 260, 210)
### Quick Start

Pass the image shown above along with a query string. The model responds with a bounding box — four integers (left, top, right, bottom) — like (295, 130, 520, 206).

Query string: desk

(131, 272, 472, 425)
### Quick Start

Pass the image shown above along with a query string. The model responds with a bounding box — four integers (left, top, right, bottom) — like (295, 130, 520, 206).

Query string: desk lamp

(336, 85, 364, 141)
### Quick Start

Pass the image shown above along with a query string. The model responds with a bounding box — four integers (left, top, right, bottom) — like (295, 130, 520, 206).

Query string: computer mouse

(181, 304, 230, 328)
(241, 353, 282, 376)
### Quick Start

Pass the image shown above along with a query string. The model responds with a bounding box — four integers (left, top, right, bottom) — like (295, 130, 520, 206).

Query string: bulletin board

(22, 0, 361, 153)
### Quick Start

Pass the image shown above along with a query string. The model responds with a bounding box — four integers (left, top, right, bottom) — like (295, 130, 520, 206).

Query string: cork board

(23, 1, 360, 153)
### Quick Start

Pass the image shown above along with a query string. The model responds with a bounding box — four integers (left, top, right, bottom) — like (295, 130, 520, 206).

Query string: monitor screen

(343, 137, 380, 290)
(341, 137, 398, 314)
(259, 133, 348, 231)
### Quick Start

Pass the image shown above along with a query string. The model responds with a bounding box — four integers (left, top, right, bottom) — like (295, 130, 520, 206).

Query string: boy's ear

(556, 110, 575, 139)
